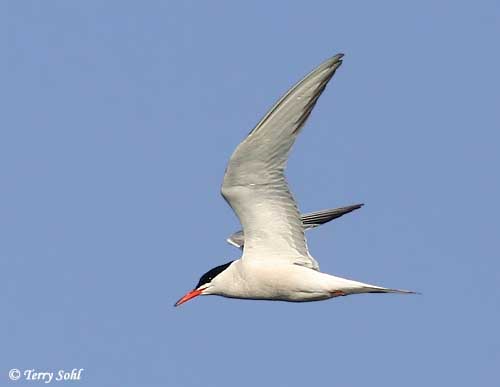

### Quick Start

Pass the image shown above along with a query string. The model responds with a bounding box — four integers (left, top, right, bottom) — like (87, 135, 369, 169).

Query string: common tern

(175, 54, 415, 306)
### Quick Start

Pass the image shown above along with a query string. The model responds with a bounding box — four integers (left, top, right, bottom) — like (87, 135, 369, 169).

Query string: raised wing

(221, 54, 343, 269)
(226, 204, 363, 249)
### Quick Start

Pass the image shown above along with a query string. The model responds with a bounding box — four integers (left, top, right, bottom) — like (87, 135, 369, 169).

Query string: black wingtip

(324, 53, 344, 68)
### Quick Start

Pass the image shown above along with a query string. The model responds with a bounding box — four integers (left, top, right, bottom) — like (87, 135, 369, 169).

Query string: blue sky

(1, 1, 499, 386)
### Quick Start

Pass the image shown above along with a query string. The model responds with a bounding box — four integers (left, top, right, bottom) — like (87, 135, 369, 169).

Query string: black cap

(195, 260, 234, 289)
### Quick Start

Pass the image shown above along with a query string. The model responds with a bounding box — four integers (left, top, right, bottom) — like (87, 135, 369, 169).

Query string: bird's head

(174, 261, 234, 307)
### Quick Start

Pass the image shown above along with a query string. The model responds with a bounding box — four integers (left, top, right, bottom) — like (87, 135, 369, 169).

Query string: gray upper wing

(226, 203, 363, 250)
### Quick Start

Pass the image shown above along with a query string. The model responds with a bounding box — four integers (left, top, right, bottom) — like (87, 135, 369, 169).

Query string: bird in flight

(175, 54, 415, 306)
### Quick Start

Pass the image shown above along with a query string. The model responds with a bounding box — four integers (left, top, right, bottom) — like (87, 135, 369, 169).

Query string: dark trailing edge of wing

(292, 59, 343, 135)
(301, 204, 364, 228)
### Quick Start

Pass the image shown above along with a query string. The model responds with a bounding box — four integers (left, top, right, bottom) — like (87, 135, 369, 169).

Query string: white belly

(215, 260, 338, 302)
